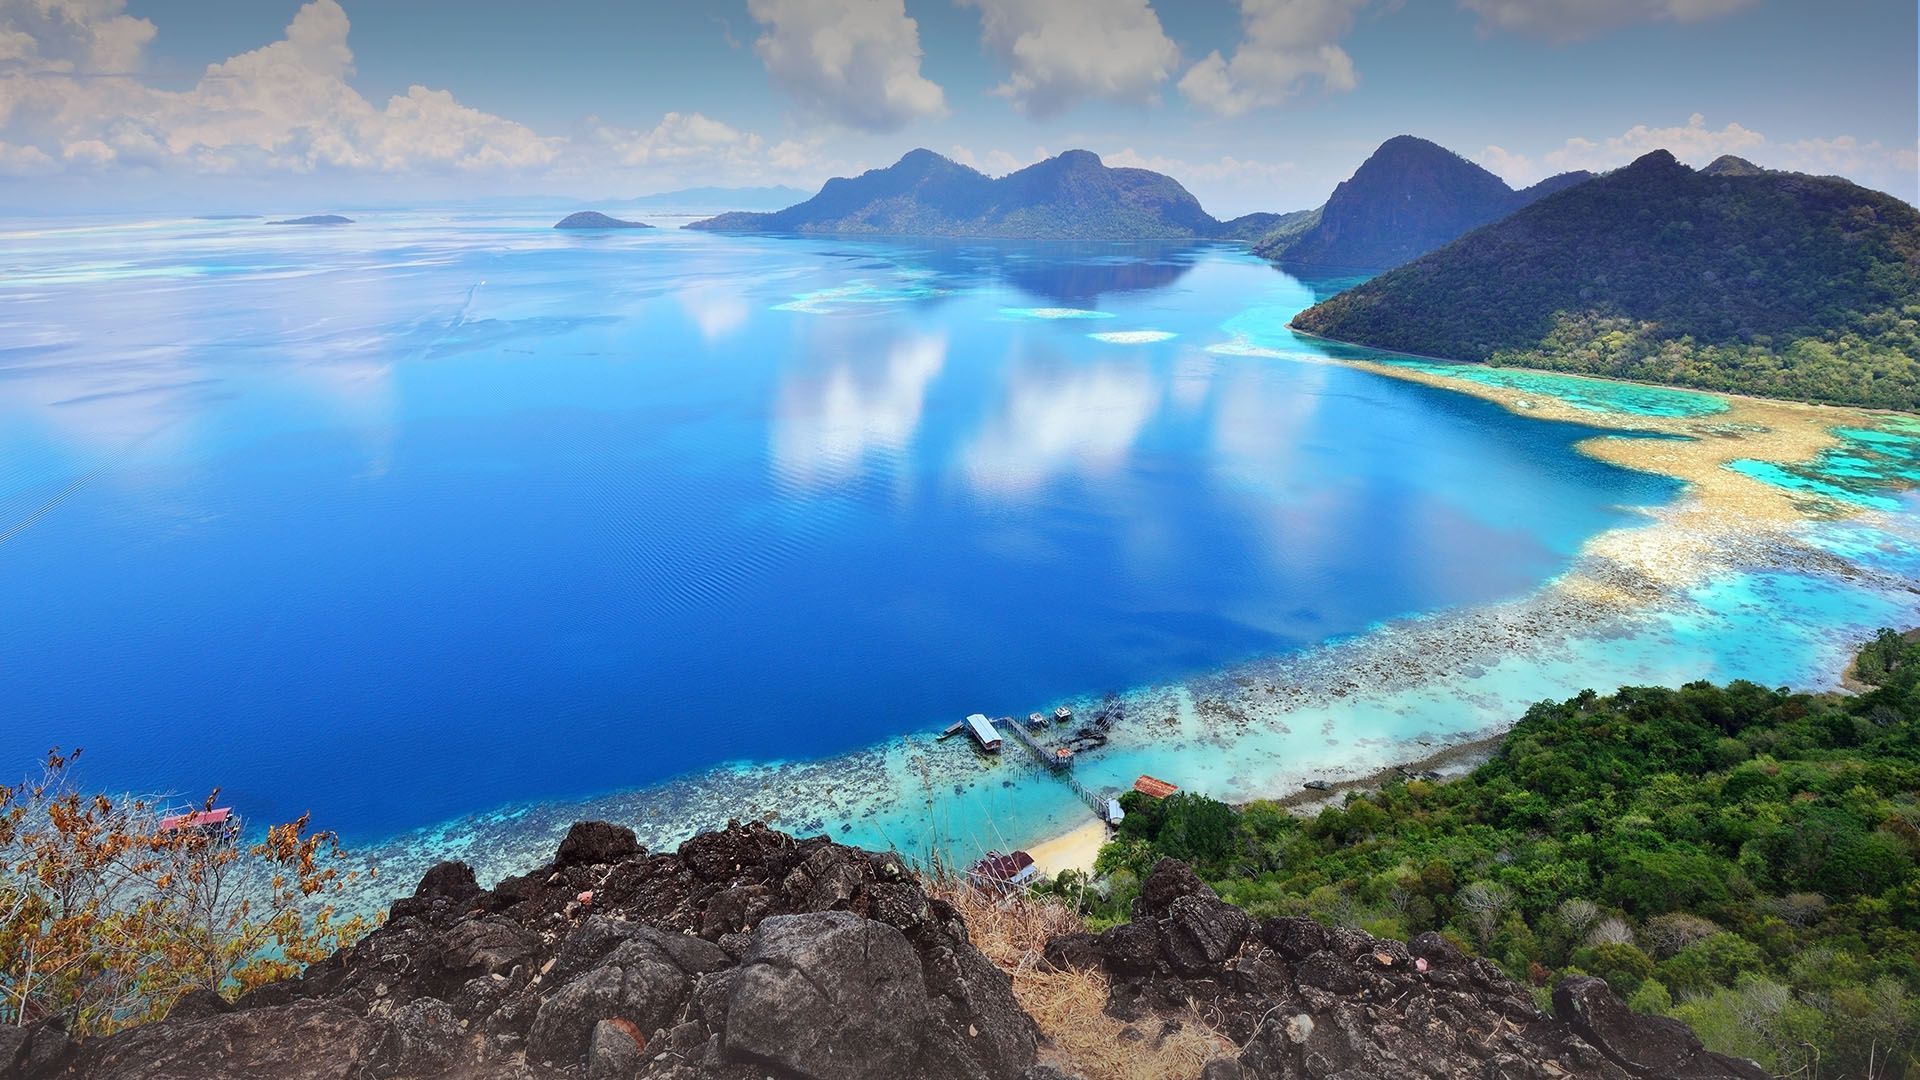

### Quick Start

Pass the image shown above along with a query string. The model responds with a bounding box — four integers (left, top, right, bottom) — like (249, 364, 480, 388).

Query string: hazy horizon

(0, 0, 1912, 218)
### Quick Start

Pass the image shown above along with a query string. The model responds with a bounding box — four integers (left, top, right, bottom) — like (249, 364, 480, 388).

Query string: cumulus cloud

(746, 0, 946, 132)
(0, 0, 557, 177)
(1178, 0, 1367, 117)
(1475, 114, 1919, 202)
(947, 144, 1044, 176)
(961, 0, 1180, 117)
(1458, 0, 1756, 42)
(601, 111, 765, 168)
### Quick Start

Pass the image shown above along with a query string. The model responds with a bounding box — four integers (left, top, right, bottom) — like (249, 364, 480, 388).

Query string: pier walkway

(999, 716, 1112, 818)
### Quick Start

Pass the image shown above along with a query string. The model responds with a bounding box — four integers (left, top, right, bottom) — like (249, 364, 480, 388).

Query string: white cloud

(1178, 0, 1367, 117)
(746, 0, 946, 132)
(1474, 114, 1919, 202)
(0, 0, 557, 178)
(1458, 0, 1756, 42)
(603, 111, 764, 168)
(961, 0, 1180, 117)
(947, 144, 1044, 176)
(0, 137, 52, 174)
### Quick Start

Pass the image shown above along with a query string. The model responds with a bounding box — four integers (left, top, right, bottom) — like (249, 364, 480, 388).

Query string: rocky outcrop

(6, 836, 1757, 1080)
(269, 215, 353, 226)
(1046, 860, 1769, 1080)
(13, 821, 1036, 1080)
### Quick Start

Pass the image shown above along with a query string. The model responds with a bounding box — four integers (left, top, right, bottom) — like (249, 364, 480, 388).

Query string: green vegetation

(1293, 151, 1920, 411)
(1060, 630, 1920, 1075)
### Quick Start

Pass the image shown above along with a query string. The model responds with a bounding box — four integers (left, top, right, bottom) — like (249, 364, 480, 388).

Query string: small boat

(1053, 706, 1073, 724)
(1050, 747, 1074, 771)
(937, 721, 965, 741)
(1303, 779, 1333, 792)
(1027, 712, 1047, 731)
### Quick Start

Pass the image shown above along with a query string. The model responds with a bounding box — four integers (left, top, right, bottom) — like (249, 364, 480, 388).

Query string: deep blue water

(0, 216, 1680, 839)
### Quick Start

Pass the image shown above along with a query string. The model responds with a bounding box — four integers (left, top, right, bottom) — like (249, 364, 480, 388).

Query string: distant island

(1293, 150, 1920, 411)
(268, 214, 352, 226)
(553, 210, 651, 230)
(1253, 135, 1591, 273)
(688, 148, 1227, 241)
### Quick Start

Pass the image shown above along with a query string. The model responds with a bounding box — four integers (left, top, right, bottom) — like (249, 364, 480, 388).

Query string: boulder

(68, 1001, 375, 1080)
(586, 1018, 647, 1080)
(369, 998, 464, 1078)
(1160, 893, 1252, 974)
(413, 861, 482, 903)
(164, 988, 233, 1022)
(439, 915, 540, 978)
(1554, 976, 1771, 1079)
(725, 911, 931, 1080)
(557, 821, 641, 868)
(526, 944, 694, 1068)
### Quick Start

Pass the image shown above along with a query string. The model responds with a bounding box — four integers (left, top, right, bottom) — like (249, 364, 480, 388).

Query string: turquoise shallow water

(1, 213, 1916, 896)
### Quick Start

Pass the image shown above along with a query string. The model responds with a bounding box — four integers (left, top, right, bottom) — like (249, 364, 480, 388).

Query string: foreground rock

(13, 821, 1036, 1080)
(554, 211, 651, 230)
(1045, 860, 1769, 1080)
(4, 833, 1755, 1080)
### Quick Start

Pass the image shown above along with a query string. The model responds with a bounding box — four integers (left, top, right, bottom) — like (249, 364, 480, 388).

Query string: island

(687, 148, 1224, 240)
(268, 214, 353, 226)
(1252, 135, 1591, 273)
(1292, 149, 1920, 410)
(553, 210, 652, 230)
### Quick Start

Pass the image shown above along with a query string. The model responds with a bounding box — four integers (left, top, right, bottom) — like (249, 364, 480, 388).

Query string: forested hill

(1293, 150, 1920, 411)
(687, 148, 1224, 240)
(1081, 628, 1920, 1076)
(1252, 135, 1590, 273)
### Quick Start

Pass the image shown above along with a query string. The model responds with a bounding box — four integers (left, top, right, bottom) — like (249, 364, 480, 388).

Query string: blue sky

(1, 0, 1913, 214)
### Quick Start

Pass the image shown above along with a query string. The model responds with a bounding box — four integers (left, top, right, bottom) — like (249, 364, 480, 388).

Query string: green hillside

(1293, 151, 1920, 411)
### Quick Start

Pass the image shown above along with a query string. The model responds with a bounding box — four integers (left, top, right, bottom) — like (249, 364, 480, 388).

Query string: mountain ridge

(1292, 148, 1920, 410)
(1253, 135, 1592, 272)
(688, 148, 1225, 241)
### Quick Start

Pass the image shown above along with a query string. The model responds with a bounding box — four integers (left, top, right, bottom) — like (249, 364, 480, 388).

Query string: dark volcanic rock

(726, 911, 929, 1080)
(28, 821, 1035, 1080)
(1555, 976, 1772, 1079)
(554, 210, 652, 230)
(1050, 860, 1765, 1080)
(557, 820, 641, 867)
(413, 859, 481, 902)
(25, 827, 1745, 1080)
(63, 1001, 375, 1080)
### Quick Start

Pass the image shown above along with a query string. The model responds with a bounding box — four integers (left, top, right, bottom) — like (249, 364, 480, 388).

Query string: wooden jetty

(997, 711, 1116, 820)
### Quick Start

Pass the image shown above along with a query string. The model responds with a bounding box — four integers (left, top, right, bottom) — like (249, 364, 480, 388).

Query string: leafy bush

(1067, 628, 1920, 1075)
(0, 750, 370, 1034)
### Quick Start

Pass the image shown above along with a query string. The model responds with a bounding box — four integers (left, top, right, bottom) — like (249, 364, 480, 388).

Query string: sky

(0, 0, 1913, 216)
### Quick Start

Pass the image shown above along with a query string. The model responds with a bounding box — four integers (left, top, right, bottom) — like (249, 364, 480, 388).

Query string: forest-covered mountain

(1252, 135, 1590, 273)
(1292, 150, 1920, 410)
(688, 149, 1224, 240)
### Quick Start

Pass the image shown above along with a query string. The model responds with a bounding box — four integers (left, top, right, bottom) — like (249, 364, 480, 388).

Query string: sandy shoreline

(1004, 354, 1917, 879)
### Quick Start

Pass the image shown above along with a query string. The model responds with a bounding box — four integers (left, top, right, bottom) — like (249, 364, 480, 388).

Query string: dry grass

(928, 877, 1235, 1080)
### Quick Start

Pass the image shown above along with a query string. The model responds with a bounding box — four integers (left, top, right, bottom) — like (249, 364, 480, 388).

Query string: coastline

(345, 327, 1920, 910)
(998, 349, 1920, 880)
